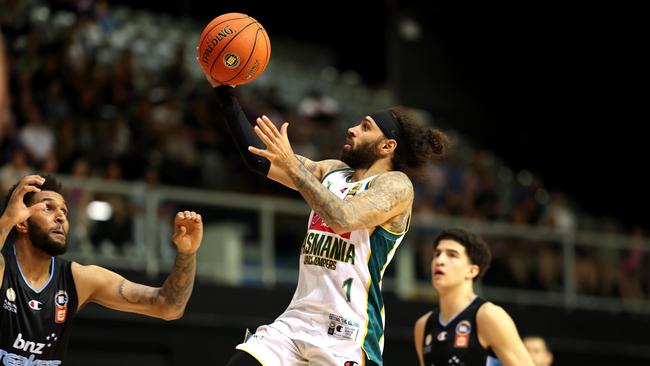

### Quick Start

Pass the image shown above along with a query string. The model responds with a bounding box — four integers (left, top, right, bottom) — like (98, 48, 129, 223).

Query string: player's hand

(248, 115, 300, 172)
(171, 211, 203, 255)
(0, 175, 47, 227)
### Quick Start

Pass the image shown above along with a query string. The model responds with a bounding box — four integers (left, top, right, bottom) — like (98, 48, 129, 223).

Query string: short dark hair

(433, 228, 492, 281)
(389, 107, 449, 181)
(2, 174, 64, 241)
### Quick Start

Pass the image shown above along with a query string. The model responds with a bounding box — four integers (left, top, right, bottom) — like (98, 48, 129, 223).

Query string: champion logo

(437, 331, 447, 341)
(28, 300, 42, 311)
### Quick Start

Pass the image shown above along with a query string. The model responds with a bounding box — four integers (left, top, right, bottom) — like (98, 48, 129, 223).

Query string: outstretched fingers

(253, 118, 276, 148)
(260, 115, 282, 139)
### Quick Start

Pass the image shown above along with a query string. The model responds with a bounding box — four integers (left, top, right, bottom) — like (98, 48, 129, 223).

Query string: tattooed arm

(248, 116, 413, 233)
(268, 156, 347, 190)
(72, 211, 202, 320)
(291, 168, 413, 233)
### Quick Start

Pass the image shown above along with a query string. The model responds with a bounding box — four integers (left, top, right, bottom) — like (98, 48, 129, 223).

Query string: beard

(27, 220, 67, 256)
(340, 140, 380, 170)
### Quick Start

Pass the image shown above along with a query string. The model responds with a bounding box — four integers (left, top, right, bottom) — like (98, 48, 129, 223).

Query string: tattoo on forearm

(159, 253, 196, 308)
(290, 163, 350, 228)
(296, 156, 318, 175)
(386, 211, 411, 234)
(118, 279, 159, 305)
(289, 166, 413, 232)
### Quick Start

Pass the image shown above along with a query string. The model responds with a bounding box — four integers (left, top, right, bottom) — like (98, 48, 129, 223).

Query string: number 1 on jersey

(342, 278, 353, 302)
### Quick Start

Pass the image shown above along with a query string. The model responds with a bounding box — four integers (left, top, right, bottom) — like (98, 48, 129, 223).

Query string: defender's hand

(1, 175, 47, 227)
(171, 211, 203, 255)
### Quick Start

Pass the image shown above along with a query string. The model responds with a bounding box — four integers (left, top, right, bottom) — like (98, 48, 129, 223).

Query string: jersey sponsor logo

(54, 291, 68, 307)
(327, 313, 359, 341)
(3, 288, 17, 314)
(3, 299, 17, 313)
(11, 332, 58, 355)
(28, 300, 42, 311)
(301, 231, 356, 271)
(0, 348, 62, 365)
(454, 320, 471, 348)
(309, 213, 351, 239)
(456, 320, 471, 335)
(327, 322, 336, 335)
(6, 288, 16, 302)
(54, 290, 68, 323)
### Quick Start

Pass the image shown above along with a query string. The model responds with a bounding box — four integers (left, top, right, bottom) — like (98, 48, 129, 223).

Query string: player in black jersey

(413, 228, 534, 366)
(0, 174, 203, 365)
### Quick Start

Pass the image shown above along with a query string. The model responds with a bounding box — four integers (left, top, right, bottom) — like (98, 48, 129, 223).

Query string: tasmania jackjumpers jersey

(271, 168, 408, 365)
(1, 244, 78, 365)
(421, 296, 502, 366)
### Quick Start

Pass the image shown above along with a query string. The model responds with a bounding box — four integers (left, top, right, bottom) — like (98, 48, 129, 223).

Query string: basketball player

(199, 69, 448, 365)
(1, 174, 203, 364)
(413, 228, 534, 366)
(523, 335, 554, 366)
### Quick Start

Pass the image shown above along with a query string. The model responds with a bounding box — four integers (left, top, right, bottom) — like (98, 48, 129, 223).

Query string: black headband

(368, 110, 408, 161)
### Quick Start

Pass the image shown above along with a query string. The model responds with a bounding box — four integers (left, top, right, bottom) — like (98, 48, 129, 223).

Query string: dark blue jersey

(1, 244, 79, 365)
(421, 296, 502, 366)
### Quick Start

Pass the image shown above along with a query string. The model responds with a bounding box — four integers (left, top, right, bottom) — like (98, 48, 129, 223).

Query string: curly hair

(388, 107, 449, 180)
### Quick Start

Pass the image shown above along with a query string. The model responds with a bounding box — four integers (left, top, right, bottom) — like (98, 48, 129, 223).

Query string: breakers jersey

(1, 244, 78, 365)
(271, 168, 408, 365)
(421, 296, 502, 366)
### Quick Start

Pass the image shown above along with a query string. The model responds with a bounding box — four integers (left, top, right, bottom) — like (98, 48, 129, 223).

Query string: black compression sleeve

(212, 86, 270, 176)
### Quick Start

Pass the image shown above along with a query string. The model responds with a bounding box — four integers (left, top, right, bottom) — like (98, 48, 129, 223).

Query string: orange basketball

(197, 13, 271, 86)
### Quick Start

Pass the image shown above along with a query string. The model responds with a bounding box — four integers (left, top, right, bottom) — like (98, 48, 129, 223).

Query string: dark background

(111, 0, 647, 229)
(5, 2, 646, 365)
(68, 277, 650, 366)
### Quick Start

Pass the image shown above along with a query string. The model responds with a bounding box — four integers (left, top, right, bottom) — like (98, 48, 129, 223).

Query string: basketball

(197, 13, 271, 86)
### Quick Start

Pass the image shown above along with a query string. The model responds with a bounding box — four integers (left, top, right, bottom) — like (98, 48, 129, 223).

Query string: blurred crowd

(0, 0, 647, 301)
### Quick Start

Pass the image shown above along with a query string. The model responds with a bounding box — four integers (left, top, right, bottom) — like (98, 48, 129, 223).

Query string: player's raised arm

(73, 211, 202, 320)
(203, 78, 345, 190)
(249, 115, 413, 233)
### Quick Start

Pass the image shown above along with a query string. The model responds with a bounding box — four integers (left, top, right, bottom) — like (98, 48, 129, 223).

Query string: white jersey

(270, 168, 409, 365)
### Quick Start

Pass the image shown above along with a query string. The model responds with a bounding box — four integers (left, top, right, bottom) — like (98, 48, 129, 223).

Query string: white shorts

(236, 324, 366, 366)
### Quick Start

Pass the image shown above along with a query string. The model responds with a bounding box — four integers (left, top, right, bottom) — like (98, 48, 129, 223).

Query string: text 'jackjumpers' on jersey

(1, 245, 79, 365)
(271, 168, 408, 366)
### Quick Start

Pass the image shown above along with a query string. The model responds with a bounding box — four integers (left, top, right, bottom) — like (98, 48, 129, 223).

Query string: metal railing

(54, 175, 650, 314)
